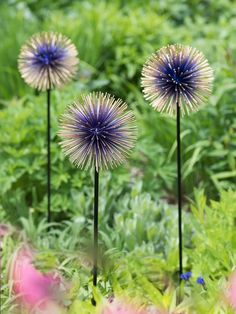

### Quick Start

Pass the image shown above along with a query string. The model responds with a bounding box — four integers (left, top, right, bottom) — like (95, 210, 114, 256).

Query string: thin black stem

(177, 101, 183, 279)
(47, 89, 51, 224)
(92, 168, 99, 306)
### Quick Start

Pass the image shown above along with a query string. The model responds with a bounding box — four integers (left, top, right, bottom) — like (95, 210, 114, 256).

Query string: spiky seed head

(18, 32, 79, 91)
(141, 44, 213, 115)
(58, 92, 137, 171)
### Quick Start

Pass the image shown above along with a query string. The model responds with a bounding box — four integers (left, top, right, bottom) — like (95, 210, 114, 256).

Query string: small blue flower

(196, 276, 205, 285)
(180, 271, 192, 281)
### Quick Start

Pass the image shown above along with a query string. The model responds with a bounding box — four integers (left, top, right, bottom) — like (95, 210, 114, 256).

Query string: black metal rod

(177, 101, 183, 278)
(92, 168, 99, 306)
(47, 89, 51, 224)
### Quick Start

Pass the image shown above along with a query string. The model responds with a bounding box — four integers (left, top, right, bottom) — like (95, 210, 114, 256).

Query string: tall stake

(176, 101, 183, 278)
(92, 168, 99, 305)
(47, 89, 51, 223)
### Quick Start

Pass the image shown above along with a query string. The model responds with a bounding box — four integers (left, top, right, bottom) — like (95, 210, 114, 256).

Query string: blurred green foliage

(0, 0, 235, 221)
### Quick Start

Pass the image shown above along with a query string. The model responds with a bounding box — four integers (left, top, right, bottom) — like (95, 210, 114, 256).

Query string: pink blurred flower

(227, 271, 236, 309)
(8, 245, 65, 313)
(101, 298, 148, 314)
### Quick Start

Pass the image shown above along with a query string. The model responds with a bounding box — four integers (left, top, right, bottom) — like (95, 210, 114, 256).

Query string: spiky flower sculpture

(141, 44, 213, 115)
(18, 32, 78, 91)
(59, 92, 136, 171)
(18, 32, 79, 224)
(141, 44, 213, 282)
(58, 92, 136, 304)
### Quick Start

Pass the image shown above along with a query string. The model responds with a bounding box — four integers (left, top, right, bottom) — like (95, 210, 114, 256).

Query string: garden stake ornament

(141, 44, 213, 280)
(58, 92, 137, 305)
(18, 32, 79, 223)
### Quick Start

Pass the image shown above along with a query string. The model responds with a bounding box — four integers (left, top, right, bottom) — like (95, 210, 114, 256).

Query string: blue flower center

(155, 55, 199, 99)
(172, 72, 181, 84)
(33, 44, 65, 67)
(76, 108, 123, 150)
(165, 64, 186, 85)
(89, 121, 108, 138)
(90, 126, 103, 135)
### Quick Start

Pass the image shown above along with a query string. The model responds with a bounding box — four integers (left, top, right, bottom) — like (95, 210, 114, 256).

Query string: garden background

(0, 0, 236, 313)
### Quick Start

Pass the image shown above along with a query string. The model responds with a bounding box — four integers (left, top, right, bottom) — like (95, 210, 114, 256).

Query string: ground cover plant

(0, 0, 236, 313)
